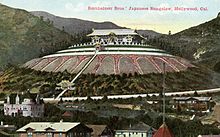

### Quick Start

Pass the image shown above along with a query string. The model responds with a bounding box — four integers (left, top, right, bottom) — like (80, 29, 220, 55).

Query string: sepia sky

(0, 0, 220, 34)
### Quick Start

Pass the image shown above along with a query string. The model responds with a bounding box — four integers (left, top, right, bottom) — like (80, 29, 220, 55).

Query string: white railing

(69, 42, 150, 48)
(43, 87, 220, 102)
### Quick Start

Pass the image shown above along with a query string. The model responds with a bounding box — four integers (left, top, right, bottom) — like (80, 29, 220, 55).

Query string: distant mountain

(137, 30, 162, 39)
(0, 4, 72, 70)
(31, 11, 161, 38)
(31, 11, 122, 34)
(154, 13, 220, 72)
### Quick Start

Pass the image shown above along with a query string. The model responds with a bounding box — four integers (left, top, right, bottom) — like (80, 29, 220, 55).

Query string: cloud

(90, 1, 111, 7)
(214, 0, 220, 3)
(65, 2, 85, 12)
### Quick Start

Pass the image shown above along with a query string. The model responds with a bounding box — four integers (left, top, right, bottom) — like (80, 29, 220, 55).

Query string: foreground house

(87, 125, 114, 137)
(17, 122, 93, 137)
(115, 122, 155, 137)
(4, 94, 44, 117)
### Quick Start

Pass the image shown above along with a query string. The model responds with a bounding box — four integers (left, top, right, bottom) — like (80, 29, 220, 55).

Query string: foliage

(148, 16, 220, 72)
(0, 66, 218, 97)
(0, 4, 73, 70)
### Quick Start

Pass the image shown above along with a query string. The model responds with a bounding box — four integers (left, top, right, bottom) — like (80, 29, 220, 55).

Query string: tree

(193, 91, 199, 97)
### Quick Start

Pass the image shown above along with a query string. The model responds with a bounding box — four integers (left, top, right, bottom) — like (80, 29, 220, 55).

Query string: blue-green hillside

(0, 3, 72, 70)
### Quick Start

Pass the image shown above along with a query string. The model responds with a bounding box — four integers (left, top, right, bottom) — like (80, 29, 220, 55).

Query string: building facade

(115, 122, 155, 137)
(4, 94, 44, 117)
(87, 29, 144, 45)
(172, 97, 212, 112)
(17, 122, 93, 137)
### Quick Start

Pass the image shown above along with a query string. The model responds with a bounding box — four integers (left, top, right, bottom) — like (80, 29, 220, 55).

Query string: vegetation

(0, 4, 90, 71)
(0, 66, 219, 97)
(148, 14, 220, 72)
(0, 99, 220, 137)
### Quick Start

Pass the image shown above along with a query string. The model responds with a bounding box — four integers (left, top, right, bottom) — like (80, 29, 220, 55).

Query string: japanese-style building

(23, 28, 194, 76)
(87, 29, 144, 45)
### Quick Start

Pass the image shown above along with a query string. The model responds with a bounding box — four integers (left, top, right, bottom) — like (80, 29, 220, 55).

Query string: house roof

(87, 29, 138, 36)
(173, 97, 212, 102)
(17, 122, 80, 133)
(62, 111, 73, 117)
(117, 122, 155, 132)
(128, 122, 155, 131)
(87, 125, 108, 137)
(153, 123, 174, 137)
(0, 130, 11, 137)
(5, 93, 43, 104)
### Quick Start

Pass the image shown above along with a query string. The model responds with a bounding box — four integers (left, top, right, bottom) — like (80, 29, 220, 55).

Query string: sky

(0, 0, 220, 34)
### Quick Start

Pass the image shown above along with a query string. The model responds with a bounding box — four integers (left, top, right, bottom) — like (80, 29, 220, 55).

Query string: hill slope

(0, 4, 72, 70)
(157, 13, 220, 72)
(31, 11, 161, 38)
(0, 66, 218, 97)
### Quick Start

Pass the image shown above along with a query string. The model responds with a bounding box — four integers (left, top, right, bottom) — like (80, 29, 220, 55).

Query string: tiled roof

(87, 29, 138, 36)
(17, 122, 80, 132)
(153, 123, 174, 137)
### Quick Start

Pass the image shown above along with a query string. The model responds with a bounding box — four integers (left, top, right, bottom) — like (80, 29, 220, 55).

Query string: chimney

(16, 94, 20, 104)
(7, 95, 10, 104)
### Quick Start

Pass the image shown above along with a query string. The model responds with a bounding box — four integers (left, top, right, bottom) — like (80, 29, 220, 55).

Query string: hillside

(0, 4, 72, 70)
(31, 11, 161, 38)
(153, 13, 220, 72)
(0, 66, 219, 97)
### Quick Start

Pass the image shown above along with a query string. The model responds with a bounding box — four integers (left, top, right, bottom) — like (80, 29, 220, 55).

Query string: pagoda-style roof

(153, 123, 174, 137)
(87, 29, 138, 36)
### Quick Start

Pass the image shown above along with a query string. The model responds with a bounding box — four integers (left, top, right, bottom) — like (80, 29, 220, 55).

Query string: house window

(59, 133, 62, 137)
(47, 132, 53, 137)
(27, 132, 32, 137)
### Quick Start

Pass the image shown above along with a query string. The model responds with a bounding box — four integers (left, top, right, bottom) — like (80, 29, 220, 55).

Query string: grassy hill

(0, 4, 72, 70)
(150, 13, 220, 72)
(0, 66, 219, 97)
